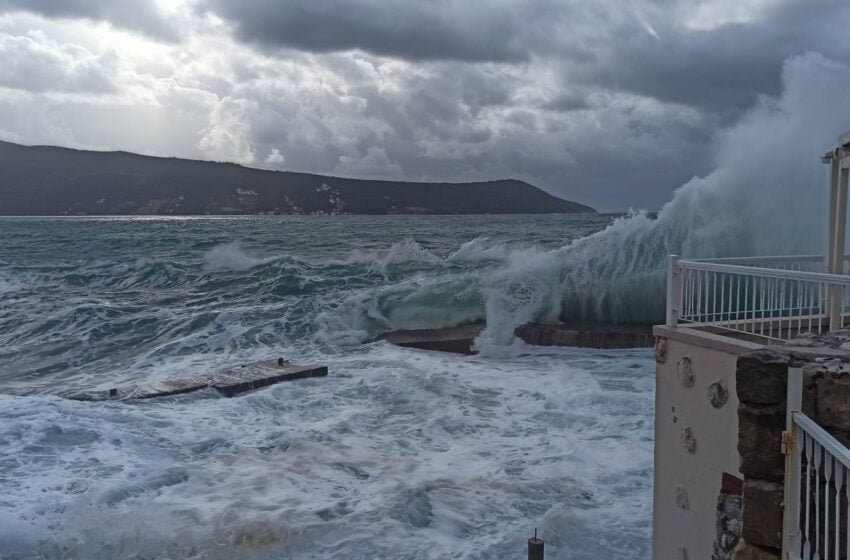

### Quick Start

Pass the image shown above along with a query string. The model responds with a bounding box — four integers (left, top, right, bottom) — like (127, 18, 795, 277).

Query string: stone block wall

(734, 334, 850, 559)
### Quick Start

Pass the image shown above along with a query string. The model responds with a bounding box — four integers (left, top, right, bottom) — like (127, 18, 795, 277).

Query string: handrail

(792, 412, 850, 470)
(666, 254, 850, 338)
(696, 255, 828, 264)
(783, 367, 850, 560)
(677, 259, 850, 285)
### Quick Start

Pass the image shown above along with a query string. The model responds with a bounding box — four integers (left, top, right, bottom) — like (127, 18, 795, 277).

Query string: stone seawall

(734, 333, 850, 558)
(516, 323, 654, 349)
(378, 323, 654, 354)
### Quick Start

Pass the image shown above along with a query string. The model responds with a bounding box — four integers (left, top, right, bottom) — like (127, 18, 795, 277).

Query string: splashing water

(2, 54, 850, 559)
(476, 53, 850, 342)
(203, 241, 275, 272)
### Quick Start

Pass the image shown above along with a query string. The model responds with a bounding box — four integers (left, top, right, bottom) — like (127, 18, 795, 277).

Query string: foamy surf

(0, 343, 654, 560)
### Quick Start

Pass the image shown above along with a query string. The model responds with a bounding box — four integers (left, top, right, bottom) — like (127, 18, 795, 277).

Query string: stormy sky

(0, 1, 848, 210)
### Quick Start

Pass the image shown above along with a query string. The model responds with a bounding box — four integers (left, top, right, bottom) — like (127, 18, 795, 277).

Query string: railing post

(829, 284, 843, 332)
(666, 255, 682, 327)
(782, 367, 803, 559)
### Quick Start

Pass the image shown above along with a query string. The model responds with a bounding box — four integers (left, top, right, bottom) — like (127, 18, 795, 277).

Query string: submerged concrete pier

(67, 360, 328, 401)
(378, 324, 483, 354)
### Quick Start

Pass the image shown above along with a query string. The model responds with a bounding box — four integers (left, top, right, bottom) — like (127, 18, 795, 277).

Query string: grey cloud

(203, 0, 850, 117)
(200, 0, 560, 62)
(542, 91, 591, 112)
(0, 34, 115, 93)
(0, 0, 178, 41)
(572, 0, 850, 113)
(204, 53, 713, 210)
(4, 0, 850, 211)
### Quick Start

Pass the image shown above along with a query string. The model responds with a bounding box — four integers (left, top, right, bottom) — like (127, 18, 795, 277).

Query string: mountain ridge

(0, 141, 595, 216)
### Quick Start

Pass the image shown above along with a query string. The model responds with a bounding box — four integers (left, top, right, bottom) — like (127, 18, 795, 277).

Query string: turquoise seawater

(0, 215, 654, 559)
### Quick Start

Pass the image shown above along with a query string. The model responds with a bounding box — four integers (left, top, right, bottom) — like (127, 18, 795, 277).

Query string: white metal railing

(695, 255, 829, 272)
(695, 255, 850, 273)
(666, 255, 850, 341)
(783, 367, 850, 560)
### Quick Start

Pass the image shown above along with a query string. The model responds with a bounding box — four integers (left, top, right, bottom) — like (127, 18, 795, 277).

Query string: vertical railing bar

(769, 277, 775, 339)
(805, 432, 813, 560)
(730, 274, 735, 329)
(833, 456, 841, 560)
(720, 272, 726, 327)
(798, 427, 806, 558)
(784, 368, 804, 559)
(808, 280, 813, 334)
(768, 277, 774, 338)
(779, 278, 785, 339)
(825, 450, 832, 560)
(845, 464, 849, 560)
(780, 278, 785, 337)
(756, 275, 761, 335)
(816, 440, 822, 560)
(760, 276, 766, 336)
(752, 274, 758, 334)
(709, 271, 715, 323)
(726, 274, 731, 328)
(696, 270, 702, 322)
(691, 268, 696, 321)
(736, 273, 742, 330)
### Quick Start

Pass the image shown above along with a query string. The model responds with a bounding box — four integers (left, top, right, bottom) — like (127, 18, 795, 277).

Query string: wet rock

(741, 479, 783, 549)
(738, 404, 785, 482)
(816, 373, 850, 431)
(733, 540, 780, 560)
(711, 492, 742, 560)
(737, 350, 790, 405)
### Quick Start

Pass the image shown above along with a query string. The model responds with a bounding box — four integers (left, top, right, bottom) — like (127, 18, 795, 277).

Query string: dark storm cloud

(576, 0, 850, 114)
(200, 0, 561, 62)
(4, 0, 850, 211)
(0, 0, 178, 41)
(215, 52, 714, 210)
(204, 0, 850, 115)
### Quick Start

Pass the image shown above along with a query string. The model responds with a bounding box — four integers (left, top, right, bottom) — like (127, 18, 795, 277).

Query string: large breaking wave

(331, 54, 850, 345)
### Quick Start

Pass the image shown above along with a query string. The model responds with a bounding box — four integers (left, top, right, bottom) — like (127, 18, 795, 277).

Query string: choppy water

(0, 215, 655, 560)
(4, 52, 849, 559)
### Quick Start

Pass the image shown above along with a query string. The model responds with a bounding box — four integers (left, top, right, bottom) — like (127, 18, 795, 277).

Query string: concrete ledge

(378, 324, 482, 354)
(212, 363, 328, 397)
(66, 361, 328, 401)
(517, 322, 653, 349)
(653, 325, 765, 355)
(379, 322, 655, 355)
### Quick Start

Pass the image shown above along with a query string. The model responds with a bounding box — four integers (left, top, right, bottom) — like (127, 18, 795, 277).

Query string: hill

(0, 141, 595, 215)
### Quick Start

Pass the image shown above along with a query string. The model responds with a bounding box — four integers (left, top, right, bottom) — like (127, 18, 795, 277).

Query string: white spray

(477, 54, 850, 343)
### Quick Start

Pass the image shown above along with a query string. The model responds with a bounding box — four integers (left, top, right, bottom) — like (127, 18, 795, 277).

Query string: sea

(0, 215, 655, 560)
